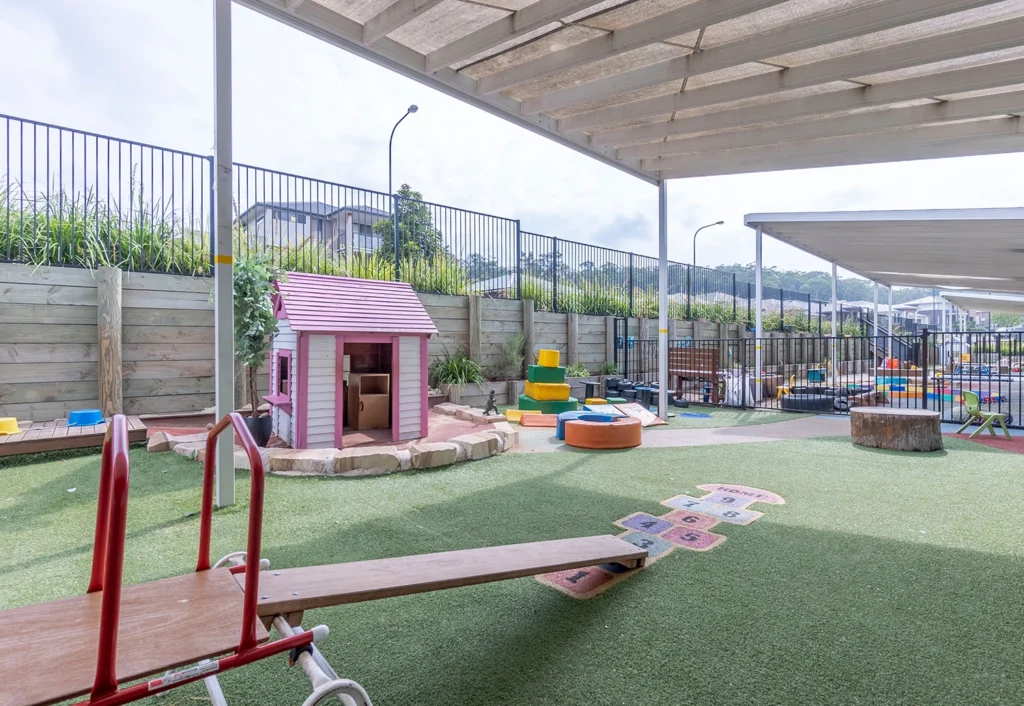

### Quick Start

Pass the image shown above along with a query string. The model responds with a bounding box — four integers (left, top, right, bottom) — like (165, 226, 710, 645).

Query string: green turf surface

(2, 437, 1021, 705)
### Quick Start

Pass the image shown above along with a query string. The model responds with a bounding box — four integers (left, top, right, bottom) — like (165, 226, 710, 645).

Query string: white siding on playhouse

(306, 334, 337, 448)
(271, 318, 297, 446)
(398, 336, 422, 440)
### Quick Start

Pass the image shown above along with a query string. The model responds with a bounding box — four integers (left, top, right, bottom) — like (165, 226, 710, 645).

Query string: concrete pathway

(515, 415, 851, 454)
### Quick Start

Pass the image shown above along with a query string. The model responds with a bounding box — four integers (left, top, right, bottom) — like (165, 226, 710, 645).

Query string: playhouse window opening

(277, 352, 291, 396)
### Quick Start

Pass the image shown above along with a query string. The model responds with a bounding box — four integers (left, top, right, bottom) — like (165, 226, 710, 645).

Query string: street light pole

(389, 104, 418, 281)
(693, 220, 724, 266)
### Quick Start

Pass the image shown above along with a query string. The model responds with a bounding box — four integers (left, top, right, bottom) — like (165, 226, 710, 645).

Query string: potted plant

(429, 349, 486, 405)
(233, 253, 283, 446)
(565, 361, 599, 400)
(486, 332, 526, 403)
(598, 360, 618, 397)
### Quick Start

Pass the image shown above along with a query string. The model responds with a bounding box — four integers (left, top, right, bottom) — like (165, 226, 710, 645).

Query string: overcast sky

(1, 0, 1022, 276)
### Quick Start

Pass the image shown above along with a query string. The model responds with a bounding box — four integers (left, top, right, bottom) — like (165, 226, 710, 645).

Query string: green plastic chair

(956, 390, 1011, 439)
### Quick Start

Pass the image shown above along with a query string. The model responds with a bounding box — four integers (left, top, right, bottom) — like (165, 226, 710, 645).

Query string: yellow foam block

(524, 381, 571, 401)
(585, 398, 608, 405)
(505, 409, 540, 423)
(537, 349, 560, 368)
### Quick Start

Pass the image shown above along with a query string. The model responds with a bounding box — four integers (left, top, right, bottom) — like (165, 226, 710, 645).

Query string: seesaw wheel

(213, 551, 271, 571)
(564, 417, 642, 449)
(212, 551, 248, 569)
(302, 679, 374, 706)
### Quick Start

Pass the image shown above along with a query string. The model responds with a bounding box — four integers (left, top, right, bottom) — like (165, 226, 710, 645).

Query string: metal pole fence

(2, 112, 837, 321)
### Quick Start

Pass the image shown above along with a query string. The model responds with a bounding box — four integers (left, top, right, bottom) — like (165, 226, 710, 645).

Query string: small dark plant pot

(244, 414, 273, 447)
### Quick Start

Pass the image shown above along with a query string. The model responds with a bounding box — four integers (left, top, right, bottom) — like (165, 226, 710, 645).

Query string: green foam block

(518, 395, 579, 414)
(527, 365, 566, 384)
(605, 397, 627, 404)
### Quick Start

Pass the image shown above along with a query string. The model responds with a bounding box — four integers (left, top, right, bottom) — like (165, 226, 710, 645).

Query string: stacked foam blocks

(518, 349, 579, 414)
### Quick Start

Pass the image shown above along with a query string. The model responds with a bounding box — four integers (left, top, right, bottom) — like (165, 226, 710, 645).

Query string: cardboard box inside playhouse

(348, 373, 391, 430)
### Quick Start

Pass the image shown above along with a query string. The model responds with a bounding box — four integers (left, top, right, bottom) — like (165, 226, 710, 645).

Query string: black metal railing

(1, 113, 212, 275)
(1, 111, 836, 320)
(613, 330, 1023, 428)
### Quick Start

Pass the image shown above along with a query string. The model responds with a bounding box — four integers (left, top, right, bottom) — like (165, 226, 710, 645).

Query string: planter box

(566, 376, 600, 400)
(439, 381, 518, 408)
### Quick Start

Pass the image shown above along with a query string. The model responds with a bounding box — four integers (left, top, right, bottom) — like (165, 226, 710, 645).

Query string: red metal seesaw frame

(78, 413, 319, 706)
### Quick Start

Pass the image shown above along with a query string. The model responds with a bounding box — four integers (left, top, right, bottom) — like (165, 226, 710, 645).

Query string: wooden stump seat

(850, 407, 943, 452)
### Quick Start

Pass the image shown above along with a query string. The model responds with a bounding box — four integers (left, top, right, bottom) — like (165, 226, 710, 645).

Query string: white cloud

(1, 0, 1022, 278)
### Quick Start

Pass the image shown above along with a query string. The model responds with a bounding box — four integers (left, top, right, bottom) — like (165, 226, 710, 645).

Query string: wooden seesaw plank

(238, 535, 647, 617)
(0, 569, 269, 706)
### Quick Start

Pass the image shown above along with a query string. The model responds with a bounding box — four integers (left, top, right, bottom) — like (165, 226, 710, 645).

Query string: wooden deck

(0, 416, 148, 457)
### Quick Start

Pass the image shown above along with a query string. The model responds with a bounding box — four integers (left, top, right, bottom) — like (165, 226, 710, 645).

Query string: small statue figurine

(483, 389, 499, 416)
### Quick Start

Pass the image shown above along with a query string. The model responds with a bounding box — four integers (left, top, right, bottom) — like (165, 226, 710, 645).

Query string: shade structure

(212, 0, 1024, 503)
(745, 208, 1024, 294)
(235, 0, 1024, 183)
(942, 290, 1024, 314)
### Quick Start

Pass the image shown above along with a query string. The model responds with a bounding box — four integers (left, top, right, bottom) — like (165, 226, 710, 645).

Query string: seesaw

(0, 413, 647, 706)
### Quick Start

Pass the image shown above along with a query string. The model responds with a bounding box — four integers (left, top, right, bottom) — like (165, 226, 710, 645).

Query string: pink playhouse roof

(276, 272, 438, 335)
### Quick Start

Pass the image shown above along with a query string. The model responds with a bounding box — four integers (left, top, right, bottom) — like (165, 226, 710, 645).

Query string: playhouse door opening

(342, 341, 393, 445)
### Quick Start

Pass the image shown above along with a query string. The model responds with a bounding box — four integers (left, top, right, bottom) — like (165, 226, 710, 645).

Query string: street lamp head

(408, 104, 419, 113)
(715, 220, 724, 225)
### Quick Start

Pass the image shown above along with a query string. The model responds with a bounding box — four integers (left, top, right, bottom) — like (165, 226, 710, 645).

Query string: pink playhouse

(266, 272, 438, 449)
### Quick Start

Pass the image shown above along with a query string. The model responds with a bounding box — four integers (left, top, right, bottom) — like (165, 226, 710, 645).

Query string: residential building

(236, 201, 389, 255)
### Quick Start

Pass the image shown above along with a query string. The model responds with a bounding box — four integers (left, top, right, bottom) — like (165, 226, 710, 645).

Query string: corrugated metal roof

(276, 272, 438, 334)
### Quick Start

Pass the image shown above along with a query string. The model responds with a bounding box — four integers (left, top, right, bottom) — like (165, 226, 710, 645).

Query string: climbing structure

(519, 349, 578, 414)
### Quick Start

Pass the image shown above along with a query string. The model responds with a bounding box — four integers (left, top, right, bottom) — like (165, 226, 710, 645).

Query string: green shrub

(429, 349, 485, 387)
(0, 179, 211, 275)
(509, 279, 554, 312)
(345, 251, 395, 280)
(558, 287, 630, 317)
(565, 362, 589, 377)
(487, 332, 526, 381)
(400, 253, 469, 295)
(599, 360, 618, 375)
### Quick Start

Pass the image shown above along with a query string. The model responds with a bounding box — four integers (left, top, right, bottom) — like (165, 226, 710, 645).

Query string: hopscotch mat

(536, 484, 785, 599)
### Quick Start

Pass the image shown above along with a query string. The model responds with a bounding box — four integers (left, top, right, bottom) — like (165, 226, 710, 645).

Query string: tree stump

(850, 408, 943, 452)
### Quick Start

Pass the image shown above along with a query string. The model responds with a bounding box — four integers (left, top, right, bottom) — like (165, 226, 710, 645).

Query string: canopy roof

(237, 0, 1024, 183)
(942, 289, 1024, 314)
(745, 207, 1024, 293)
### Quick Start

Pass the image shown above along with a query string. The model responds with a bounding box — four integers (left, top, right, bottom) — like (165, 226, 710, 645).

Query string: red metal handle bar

(87, 415, 131, 700)
(197, 412, 266, 654)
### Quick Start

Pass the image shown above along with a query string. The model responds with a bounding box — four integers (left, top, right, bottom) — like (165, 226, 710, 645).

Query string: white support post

(754, 225, 762, 407)
(657, 180, 668, 419)
(830, 262, 838, 387)
(873, 281, 879, 339)
(887, 286, 894, 359)
(213, 0, 235, 507)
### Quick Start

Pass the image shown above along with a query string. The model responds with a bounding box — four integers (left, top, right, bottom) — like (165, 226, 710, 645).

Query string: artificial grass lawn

(2, 437, 1022, 705)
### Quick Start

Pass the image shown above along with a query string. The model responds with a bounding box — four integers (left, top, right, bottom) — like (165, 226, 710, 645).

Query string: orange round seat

(564, 417, 642, 450)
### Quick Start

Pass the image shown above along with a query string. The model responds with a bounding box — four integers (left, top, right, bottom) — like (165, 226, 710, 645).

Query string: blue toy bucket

(68, 409, 105, 427)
